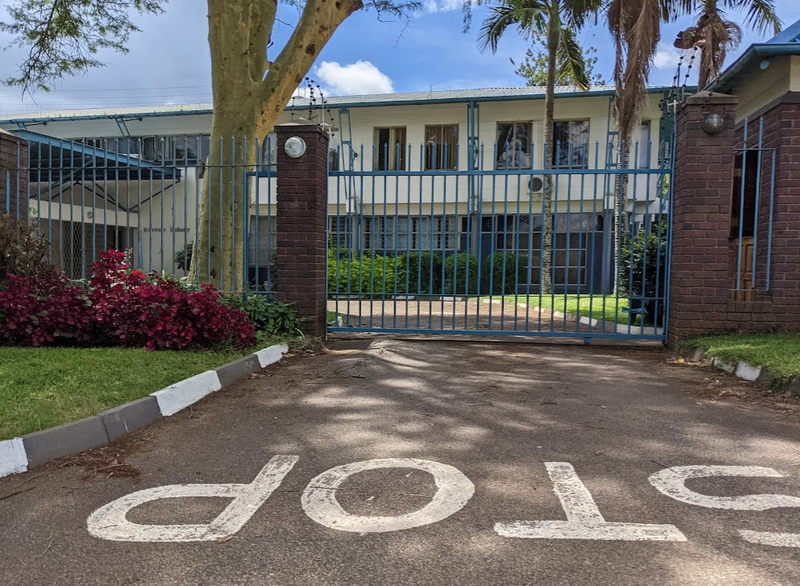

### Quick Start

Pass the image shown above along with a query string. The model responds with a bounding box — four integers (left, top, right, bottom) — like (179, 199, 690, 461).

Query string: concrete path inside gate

(2, 340, 799, 586)
(329, 298, 602, 333)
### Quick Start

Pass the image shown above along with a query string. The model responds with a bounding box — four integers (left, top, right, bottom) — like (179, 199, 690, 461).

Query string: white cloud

(315, 61, 394, 96)
(653, 43, 682, 70)
(423, 0, 463, 13)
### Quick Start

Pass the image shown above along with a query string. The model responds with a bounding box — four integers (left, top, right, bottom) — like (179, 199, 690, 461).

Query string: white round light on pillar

(701, 113, 725, 136)
(284, 136, 307, 158)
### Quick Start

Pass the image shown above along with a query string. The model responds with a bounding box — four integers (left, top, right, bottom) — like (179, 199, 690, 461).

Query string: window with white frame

(552, 120, 589, 168)
(362, 216, 457, 251)
(248, 215, 277, 266)
(638, 122, 651, 169)
(424, 125, 459, 170)
(328, 215, 354, 250)
(496, 122, 533, 169)
(374, 127, 406, 171)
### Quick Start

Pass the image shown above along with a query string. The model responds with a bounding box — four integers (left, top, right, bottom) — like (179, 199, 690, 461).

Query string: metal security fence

(327, 136, 674, 341)
(2, 132, 277, 297)
(730, 116, 777, 302)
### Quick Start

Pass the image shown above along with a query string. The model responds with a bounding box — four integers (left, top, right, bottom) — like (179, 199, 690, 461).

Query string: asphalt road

(1, 339, 799, 586)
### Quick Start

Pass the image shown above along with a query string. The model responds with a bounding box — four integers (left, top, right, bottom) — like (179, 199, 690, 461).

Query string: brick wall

(275, 123, 329, 338)
(0, 131, 28, 219)
(668, 92, 800, 346)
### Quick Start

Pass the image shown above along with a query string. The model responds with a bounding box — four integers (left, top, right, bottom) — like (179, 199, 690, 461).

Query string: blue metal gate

(327, 121, 674, 341)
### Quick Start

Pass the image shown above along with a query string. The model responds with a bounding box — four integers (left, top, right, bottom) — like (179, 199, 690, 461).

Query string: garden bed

(0, 345, 273, 440)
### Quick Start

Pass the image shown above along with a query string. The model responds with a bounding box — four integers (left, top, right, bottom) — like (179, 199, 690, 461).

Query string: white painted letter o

(301, 458, 475, 533)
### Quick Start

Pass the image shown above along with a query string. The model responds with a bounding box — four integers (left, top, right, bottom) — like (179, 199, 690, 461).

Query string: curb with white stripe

(684, 347, 800, 394)
(0, 344, 288, 479)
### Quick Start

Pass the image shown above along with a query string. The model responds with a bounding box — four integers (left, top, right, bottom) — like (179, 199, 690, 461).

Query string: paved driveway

(1, 340, 799, 586)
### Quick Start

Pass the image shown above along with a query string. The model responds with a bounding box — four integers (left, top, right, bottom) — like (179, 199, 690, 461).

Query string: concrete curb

(682, 346, 800, 395)
(0, 344, 288, 479)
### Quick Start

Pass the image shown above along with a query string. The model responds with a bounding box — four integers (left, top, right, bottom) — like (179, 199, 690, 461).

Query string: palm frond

(477, 0, 547, 54)
(556, 26, 591, 90)
(608, 0, 661, 144)
(724, 0, 782, 36)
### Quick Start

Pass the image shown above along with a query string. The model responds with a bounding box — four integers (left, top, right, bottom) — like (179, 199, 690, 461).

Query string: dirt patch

(663, 356, 800, 418)
(56, 433, 155, 484)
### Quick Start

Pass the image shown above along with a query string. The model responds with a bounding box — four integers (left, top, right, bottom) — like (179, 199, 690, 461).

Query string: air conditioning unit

(528, 176, 544, 193)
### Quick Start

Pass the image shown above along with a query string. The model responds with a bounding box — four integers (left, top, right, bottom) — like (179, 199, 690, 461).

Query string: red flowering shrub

(0, 272, 93, 346)
(88, 251, 256, 350)
(0, 250, 256, 350)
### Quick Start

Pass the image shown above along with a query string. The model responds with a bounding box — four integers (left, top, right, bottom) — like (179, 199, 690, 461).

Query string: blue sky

(1, 0, 799, 115)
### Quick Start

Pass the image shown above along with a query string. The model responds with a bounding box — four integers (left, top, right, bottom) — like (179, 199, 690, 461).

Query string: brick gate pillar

(0, 130, 29, 219)
(668, 92, 738, 347)
(275, 122, 329, 338)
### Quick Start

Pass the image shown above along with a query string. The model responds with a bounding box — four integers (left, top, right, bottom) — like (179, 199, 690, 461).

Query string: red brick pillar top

(275, 122, 329, 338)
(668, 92, 738, 347)
(0, 130, 29, 219)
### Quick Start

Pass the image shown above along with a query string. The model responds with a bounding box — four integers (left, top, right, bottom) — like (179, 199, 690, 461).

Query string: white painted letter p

(87, 455, 298, 542)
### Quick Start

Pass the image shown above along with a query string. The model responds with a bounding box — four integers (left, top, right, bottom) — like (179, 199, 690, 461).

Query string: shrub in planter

(89, 250, 256, 350)
(619, 221, 668, 325)
(482, 252, 524, 295)
(0, 272, 93, 346)
(444, 253, 479, 295)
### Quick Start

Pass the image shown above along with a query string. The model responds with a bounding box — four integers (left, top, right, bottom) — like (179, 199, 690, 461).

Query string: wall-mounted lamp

(284, 136, 307, 158)
(701, 113, 725, 136)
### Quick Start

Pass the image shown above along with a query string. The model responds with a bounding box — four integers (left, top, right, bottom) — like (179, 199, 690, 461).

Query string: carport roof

(13, 128, 180, 181)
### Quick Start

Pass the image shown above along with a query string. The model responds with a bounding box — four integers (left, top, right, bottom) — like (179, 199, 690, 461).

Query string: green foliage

(328, 250, 483, 297)
(483, 252, 524, 295)
(175, 242, 193, 271)
(0, 214, 54, 280)
(1, 0, 165, 91)
(402, 251, 445, 294)
(619, 221, 668, 324)
(444, 253, 479, 295)
(511, 34, 605, 87)
(223, 295, 304, 337)
(327, 252, 406, 297)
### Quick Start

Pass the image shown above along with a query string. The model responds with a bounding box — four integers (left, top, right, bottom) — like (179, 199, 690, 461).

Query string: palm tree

(606, 0, 781, 293)
(606, 0, 663, 293)
(673, 0, 781, 89)
(478, 0, 602, 295)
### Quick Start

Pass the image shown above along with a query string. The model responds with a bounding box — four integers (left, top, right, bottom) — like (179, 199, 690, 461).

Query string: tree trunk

(191, 0, 363, 293)
(611, 142, 629, 295)
(698, 1, 718, 89)
(541, 9, 560, 296)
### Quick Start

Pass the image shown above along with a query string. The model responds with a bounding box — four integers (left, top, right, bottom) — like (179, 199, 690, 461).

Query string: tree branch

(248, 0, 277, 83)
(256, 0, 364, 132)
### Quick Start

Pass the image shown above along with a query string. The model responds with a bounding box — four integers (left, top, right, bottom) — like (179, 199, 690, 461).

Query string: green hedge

(327, 252, 406, 295)
(327, 251, 480, 297)
(443, 253, 479, 295)
(482, 252, 524, 295)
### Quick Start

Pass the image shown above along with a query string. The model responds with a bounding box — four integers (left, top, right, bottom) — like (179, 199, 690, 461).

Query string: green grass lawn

(489, 294, 632, 323)
(685, 332, 800, 380)
(327, 311, 338, 323)
(0, 346, 263, 440)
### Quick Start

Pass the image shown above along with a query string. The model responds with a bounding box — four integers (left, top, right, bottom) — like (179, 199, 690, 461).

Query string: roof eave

(0, 86, 676, 126)
(708, 44, 800, 94)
